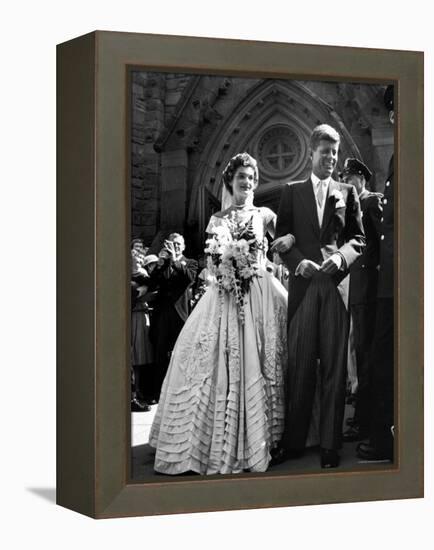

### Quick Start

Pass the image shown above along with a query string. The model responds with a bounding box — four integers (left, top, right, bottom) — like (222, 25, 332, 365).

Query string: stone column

(160, 149, 188, 231)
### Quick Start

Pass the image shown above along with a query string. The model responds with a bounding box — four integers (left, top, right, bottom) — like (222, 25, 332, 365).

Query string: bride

(149, 152, 294, 475)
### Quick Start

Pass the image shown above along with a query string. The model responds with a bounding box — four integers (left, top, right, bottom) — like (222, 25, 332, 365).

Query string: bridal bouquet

(204, 211, 262, 322)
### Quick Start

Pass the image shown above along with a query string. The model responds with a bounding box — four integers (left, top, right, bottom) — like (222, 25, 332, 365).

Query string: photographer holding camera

(148, 233, 198, 400)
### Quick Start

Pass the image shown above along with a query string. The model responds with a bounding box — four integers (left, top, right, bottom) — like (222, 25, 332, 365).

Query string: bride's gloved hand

(270, 234, 295, 254)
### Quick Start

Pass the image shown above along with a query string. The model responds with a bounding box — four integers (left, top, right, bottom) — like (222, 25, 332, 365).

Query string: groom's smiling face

(311, 139, 339, 180)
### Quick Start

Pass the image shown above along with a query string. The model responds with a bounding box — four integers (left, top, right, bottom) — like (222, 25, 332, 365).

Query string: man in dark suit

(272, 124, 365, 468)
(149, 233, 198, 400)
(340, 158, 382, 442)
(357, 86, 395, 461)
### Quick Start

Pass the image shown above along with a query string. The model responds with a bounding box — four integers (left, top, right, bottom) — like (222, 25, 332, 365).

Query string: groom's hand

(296, 259, 320, 278)
(270, 234, 295, 254)
(320, 254, 343, 274)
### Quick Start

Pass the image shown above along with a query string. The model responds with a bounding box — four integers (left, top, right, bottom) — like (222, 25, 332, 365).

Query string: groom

(272, 124, 365, 468)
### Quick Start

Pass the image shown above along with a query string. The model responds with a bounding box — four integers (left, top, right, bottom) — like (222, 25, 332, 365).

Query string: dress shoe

(356, 442, 393, 461)
(269, 447, 286, 466)
(343, 425, 368, 442)
(269, 447, 303, 466)
(320, 448, 340, 469)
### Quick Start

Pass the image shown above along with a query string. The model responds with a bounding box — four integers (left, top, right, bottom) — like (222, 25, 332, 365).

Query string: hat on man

(341, 158, 372, 182)
(142, 254, 159, 267)
(384, 85, 394, 112)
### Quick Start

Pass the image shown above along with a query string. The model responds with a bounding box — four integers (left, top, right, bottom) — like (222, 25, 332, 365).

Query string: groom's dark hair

(310, 124, 340, 150)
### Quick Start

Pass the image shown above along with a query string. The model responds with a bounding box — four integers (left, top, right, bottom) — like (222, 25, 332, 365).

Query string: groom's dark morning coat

(276, 177, 365, 319)
(276, 177, 365, 450)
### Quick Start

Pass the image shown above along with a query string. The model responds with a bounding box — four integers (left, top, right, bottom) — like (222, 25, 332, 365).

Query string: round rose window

(258, 125, 302, 178)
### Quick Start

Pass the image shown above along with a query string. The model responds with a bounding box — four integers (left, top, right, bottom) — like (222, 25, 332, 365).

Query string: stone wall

(131, 72, 199, 245)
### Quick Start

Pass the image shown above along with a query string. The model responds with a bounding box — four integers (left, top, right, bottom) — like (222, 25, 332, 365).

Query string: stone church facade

(131, 71, 393, 257)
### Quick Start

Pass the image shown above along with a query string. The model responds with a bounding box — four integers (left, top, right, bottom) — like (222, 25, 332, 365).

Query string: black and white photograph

(129, 71, 396, 480)
(5, 0, 431, 541)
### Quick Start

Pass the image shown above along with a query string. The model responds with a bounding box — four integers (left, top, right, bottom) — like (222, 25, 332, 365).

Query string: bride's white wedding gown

(149, 207, 288, 474)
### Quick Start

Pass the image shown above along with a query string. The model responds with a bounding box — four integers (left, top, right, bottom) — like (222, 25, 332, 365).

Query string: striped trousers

(282, 272, 349, 451)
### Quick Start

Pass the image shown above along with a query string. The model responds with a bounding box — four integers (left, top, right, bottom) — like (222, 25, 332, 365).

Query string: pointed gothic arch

(187, 78, 362, 234)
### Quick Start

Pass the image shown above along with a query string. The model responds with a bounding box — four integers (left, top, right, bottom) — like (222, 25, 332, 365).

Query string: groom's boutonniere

(330, 189, 345, 209)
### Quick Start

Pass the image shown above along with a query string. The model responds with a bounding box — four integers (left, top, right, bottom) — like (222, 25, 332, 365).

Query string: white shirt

(311, 173, 331, 227)
(294, 174, 334, 276)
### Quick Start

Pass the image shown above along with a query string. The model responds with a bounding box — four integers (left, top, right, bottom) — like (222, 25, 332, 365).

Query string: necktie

(317, 181, 324, 208)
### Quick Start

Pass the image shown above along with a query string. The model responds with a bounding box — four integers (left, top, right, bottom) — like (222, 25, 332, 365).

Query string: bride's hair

(221, 152, 259, 194)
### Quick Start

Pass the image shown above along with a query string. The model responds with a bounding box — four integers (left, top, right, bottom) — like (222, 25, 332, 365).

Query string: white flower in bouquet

(239, 265, 256, 280)
(204, 238, 221, 255)
(213, 224, 232, 242)
(233, 238, 250, 256)
(221, 241, 236, 262)
(235, 254, 249, 267)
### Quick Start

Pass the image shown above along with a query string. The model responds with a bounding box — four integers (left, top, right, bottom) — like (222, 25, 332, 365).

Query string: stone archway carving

(187, 78, 361, 234)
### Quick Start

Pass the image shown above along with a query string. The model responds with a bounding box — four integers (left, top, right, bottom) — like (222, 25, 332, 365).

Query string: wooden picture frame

(57, 31, 424, 518)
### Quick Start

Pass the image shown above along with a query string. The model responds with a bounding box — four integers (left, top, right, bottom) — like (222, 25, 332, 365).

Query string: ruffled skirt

(148, 269, 288, 475)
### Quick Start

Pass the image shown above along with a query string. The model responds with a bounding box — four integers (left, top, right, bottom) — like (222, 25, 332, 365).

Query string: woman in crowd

(131, 248, 159, 410)
(149, 152, 294, 475)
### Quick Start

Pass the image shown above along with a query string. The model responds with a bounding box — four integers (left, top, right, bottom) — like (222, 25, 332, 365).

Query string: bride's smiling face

(230, 166, 257, 203)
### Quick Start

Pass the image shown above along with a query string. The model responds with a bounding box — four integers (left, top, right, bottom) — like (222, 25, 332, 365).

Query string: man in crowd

(341, 158, 382, 443)
(357, 85, 395, 461)
(149, 233, 198, 401)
